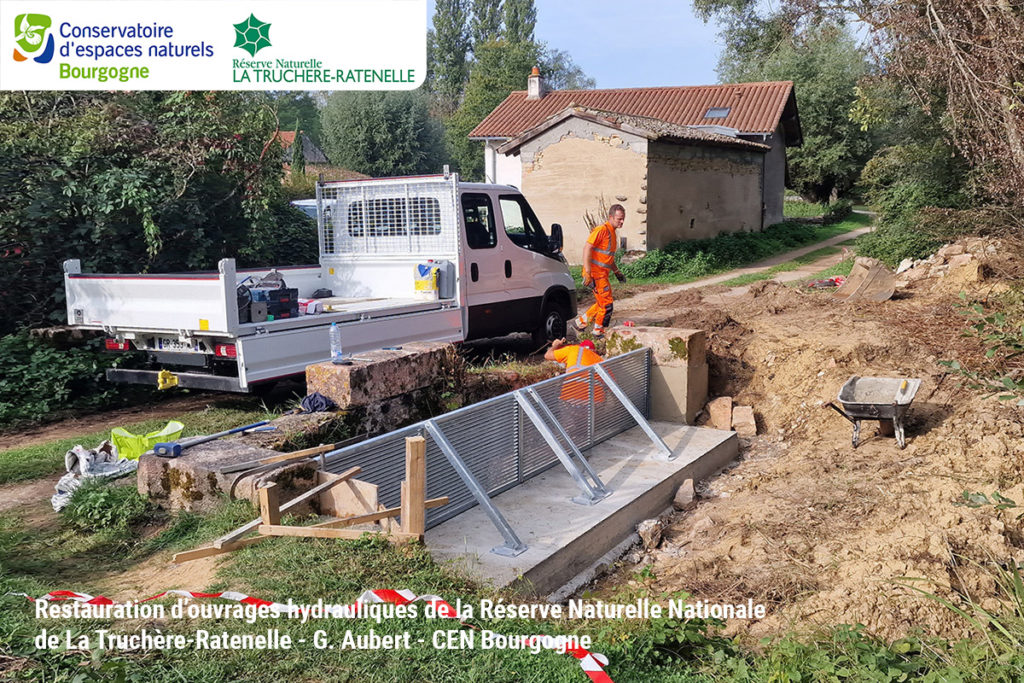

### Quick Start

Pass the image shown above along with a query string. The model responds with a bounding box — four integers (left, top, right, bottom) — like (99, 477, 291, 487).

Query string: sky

(425, 0, 726, 89)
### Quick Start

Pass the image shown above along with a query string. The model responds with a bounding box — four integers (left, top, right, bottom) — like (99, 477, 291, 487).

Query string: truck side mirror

(549, 224, 563, 252)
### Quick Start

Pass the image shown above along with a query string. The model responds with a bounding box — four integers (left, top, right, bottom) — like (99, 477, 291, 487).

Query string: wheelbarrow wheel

(852, 420, 861, 448)
(895, 418, 906, 449)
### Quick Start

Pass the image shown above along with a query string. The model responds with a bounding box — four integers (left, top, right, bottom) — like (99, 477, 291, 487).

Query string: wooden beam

(214, 434, 368, 474)
(401, 436, 427, 536)
(259, 483, 280, 526)
(172, 536, 267, 564)
(313, 496, 449, 529)
(257, 524, 420, 542)
(213, 466, 361, 548)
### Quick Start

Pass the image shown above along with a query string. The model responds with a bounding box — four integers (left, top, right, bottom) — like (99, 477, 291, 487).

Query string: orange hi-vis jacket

(553, 345, 605, 402)
(586, 222, 617, 276)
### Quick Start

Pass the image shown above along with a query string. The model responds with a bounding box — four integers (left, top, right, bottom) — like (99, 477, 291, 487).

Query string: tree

(0, 91, 292, 335)
(718, 19, 874, 201)
(431, 0, 472, 114)
(271, 92, 322, 145)
(290, 119, 306, 178)
(471, 0, 503, 48)
(321, 90, 448, 178)
(447, 40, 593, 179)
(502, 0, 536, 44)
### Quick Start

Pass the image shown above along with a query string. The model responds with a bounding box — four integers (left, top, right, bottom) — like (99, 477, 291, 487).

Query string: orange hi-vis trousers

(583, 274, 614, 332)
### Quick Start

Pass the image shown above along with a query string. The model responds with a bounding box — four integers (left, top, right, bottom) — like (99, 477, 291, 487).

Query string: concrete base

(425, 421, 737, 597)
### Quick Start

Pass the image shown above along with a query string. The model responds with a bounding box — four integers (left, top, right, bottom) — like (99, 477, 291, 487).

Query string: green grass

(718, 245, 845, 287)
(783, 200, 827, 218)
(0, 403, 276, 485)
(573, 214, 870, 293)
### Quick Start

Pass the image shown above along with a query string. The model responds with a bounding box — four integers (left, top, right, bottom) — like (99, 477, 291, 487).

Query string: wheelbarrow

(826, 376, 921, 449)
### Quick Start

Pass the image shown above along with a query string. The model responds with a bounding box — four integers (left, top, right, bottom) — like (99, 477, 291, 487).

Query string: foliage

(721, 20, 875, 202)
(271, 91, 322, 145)
(470, 0, 503, 48)
(859, 141, 969, 227)
(430, 0, 472, 114)
(0, 332, 152, 430)
(856, 219, 944, 267)
(321, 90, 448, 178)
(0, 91, 287, 336)
(447, 40, 593, 179)
(502, 0, 536, 44)
(822, 198, 854, 224)
(783, 201, 826, 218)
(60, 481, 151, 532)
(939, 295, 1024, 406)
(620, 214, 869, 282)
(289, 120, 306, 177)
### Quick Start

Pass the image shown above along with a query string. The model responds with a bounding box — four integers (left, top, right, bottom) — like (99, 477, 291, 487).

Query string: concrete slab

(425, 421, 737, 596)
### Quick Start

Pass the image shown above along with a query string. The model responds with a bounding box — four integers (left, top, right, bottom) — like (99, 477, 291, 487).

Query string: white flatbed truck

(63, 174, 576, 392)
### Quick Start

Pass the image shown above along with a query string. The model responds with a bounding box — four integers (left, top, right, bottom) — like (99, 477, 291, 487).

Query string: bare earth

(595, 241, 1024, 642)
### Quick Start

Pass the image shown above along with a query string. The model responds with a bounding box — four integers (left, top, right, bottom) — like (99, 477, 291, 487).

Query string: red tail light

(215, 344, 237, 358)
(105, 338, 130, 351)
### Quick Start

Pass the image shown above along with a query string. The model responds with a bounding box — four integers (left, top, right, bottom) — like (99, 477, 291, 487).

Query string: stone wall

(645, 141, 764, 247)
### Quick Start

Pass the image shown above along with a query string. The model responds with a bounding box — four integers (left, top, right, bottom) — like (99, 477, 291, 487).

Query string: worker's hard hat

(580, 340, 596, 350)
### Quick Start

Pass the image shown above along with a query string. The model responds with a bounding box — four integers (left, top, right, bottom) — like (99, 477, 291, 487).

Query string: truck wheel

(533, 299, 569, 347)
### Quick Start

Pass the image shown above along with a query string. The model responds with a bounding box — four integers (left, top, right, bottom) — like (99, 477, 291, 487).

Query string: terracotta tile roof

(497, 106, 770, 154)
(470, 81, 797, 141)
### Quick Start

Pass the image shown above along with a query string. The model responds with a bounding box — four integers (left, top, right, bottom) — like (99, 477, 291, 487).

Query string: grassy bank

(571, 214, 870, 290)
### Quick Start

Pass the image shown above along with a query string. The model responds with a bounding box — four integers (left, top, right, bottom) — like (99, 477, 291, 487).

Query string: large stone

(732, 405, 757, 437)
(947, 253, 974, 269)
(306, 342, 451, 409)
(707, 396, 734, 430)
(605, 326, 708, 424)
(673, 478, 697, 511)
(637, 518, 664, 550)
(937, 244, 964, 259)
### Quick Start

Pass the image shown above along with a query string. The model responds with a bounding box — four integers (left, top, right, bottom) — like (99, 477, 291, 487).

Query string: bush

(0, 332, 153, 429)
(822, 199, 854, 224)
(61, 481, 151, 532)
(856, 218, 944, 267)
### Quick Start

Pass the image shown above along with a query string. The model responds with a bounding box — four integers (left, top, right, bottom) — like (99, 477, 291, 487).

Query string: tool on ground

(832, 257, 897, 302)
(153, 420, 270, 458)
(826, 375, 921, 449)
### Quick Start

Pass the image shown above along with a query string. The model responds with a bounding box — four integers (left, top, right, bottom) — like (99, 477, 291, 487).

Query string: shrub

(822, 199, 854, 224)
(61, 481, 151, 532)
(856, 217, 944, 266)
(0, 332, 153, 429)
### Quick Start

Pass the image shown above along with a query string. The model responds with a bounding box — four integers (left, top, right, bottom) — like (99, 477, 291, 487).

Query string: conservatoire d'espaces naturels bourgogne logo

(13, 12, 55, 63)
(233, 13, 270, 56)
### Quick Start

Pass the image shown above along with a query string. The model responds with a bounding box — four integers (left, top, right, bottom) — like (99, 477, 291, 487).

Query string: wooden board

(316, 471, 378, 519)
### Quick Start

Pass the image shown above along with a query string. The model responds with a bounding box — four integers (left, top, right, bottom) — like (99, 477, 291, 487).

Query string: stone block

(937, 244, 964, 259)
(605, 326, 705, 368)
(732, 405, 757, 437)
(673, 478, 696, 511)
(946, 253, 974, 269)
(707, 396, 734, 430)
(637, 518, 664, 550)
(306, 342, 450, 409)
(651, 362, 707, 424)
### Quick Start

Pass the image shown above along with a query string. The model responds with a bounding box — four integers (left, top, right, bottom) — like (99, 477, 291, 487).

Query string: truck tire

(533, 298, 569, 347)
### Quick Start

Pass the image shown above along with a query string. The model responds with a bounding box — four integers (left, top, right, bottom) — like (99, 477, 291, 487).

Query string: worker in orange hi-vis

(574, 204, 627, 338)
(545, 338, 605, 403)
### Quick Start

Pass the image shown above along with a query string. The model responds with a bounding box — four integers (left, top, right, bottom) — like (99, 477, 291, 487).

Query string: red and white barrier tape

(18, 589, 613, 682)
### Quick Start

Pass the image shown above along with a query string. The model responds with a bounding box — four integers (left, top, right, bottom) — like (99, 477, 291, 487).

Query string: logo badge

(233, 13, 271, 56)
(13, 13, 54, 63)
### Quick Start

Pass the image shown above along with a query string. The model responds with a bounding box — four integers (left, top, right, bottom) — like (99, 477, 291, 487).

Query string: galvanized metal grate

(321, 348, 653, 539)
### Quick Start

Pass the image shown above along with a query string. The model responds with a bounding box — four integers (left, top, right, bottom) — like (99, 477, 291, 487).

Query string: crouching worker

(545, 338, 605, 404)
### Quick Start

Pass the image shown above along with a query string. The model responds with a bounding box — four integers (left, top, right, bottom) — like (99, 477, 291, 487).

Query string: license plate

(157, 337, 200, 352)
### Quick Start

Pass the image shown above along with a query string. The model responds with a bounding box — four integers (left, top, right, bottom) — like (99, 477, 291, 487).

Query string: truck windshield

(499, 195, 548, 252)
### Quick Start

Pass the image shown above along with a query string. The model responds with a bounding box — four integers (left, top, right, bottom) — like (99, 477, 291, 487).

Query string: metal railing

(320, 347, 669, 556)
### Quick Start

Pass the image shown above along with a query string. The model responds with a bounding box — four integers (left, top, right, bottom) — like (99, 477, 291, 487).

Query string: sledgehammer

(153, 421, 270, 458)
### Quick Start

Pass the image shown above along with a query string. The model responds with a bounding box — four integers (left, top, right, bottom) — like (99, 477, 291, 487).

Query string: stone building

(469, 73, 802, 262)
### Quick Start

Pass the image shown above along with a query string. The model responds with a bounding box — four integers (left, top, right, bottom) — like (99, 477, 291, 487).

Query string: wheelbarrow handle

(825, 402, 857, 424)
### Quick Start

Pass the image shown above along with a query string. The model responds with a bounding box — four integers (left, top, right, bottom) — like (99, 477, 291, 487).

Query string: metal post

(593, 364, 673, 458)
(513, 390, 608, 505)
(423, 420, 527, 557)
(524, 387, 609, 499)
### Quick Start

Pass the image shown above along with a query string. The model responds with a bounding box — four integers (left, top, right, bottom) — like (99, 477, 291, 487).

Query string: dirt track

(595, 243, 1024, 642)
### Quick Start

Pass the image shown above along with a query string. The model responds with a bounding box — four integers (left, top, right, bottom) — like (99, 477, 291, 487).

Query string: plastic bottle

(329, 322, 345, 364)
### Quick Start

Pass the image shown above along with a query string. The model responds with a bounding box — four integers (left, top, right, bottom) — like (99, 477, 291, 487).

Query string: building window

(704, 107, 730, 119)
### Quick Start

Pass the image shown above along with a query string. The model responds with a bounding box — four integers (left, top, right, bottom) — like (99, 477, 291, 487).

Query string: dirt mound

(594, 275, 1024, 643)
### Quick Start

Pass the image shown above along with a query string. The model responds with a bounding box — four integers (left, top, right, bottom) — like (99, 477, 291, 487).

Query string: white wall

(484, 140, 523, 187)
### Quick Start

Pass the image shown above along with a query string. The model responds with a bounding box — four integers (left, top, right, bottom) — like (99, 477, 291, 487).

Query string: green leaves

(954, 490, 1018, 511)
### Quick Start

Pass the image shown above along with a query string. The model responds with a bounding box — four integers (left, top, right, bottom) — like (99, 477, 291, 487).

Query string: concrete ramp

(426, 422, 737, 597)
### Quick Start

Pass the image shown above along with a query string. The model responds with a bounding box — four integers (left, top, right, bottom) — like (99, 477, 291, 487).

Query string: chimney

(526, 66, 546, 100)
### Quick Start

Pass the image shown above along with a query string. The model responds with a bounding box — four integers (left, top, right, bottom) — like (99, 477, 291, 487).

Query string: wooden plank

(172, 537, 267, 563)
(259, 483, 280, 526)
(316, 472, 377, 519)
(258, 524, 420, 542)
(313, 497, 448, 530)
(214, 434, 368, 474)
(213, 466, 361, 548)
(401, 436, 427, 536)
